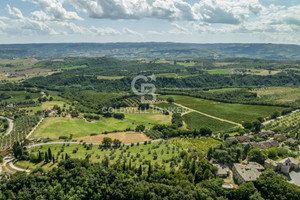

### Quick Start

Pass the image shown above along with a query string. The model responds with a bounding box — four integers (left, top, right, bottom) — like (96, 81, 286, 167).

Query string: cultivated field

(183, 112, 236, 132)
(76, 132, 151, 143)
(160, 95, 286, 123)
(253, 87, 300, 105)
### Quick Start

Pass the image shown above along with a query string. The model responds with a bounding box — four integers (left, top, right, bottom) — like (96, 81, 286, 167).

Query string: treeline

(0, 158, 299, 199)
(25, 71, 300, 93)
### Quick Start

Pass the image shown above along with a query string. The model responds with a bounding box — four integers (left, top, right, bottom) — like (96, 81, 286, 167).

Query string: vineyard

(124, 96, 141, 107)
(0, 115, 40, 150)
(265, 111, 300, 139)
(145, 129, 164, 139)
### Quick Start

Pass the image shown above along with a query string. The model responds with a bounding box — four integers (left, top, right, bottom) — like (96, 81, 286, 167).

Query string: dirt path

(0, 116, 14, 136)
(26, 117, 44, 139)
(173, 103, 242, 126)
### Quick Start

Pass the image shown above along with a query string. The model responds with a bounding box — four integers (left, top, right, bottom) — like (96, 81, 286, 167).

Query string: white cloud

(123, 28, 143, 37)
(168, 23, 191, 34)
(25, 0, 83, 21)
(66, 0, 195, 21)
(6, 5, 24, 19)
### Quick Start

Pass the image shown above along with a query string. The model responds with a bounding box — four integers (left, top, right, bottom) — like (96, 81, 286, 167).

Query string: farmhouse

(225, 137, 237, 143)
(274, 134, 287, 141)
(259, 139, 279, 149)
(258, 130, 275, 138)
(236, 135, 250, 142)
(233, 162, 264, 185)
(287, 138, 297, 144)
(264, 157, 300, 174)
(212, 164, 230, 178)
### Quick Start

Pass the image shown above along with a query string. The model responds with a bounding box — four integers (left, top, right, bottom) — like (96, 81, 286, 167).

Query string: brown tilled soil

(76, 132, 151, 143)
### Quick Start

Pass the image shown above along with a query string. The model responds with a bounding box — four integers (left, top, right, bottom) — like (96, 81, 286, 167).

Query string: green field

(183, 112, 236, 132)
(155, 102, 188, 113)
(124, 108, 172, 125)
(32, 117, 137, 139)
(97, 75, 125, 80)
(15, 140, 181, 171)
(32, 108, 171, 139)
(156, 73, 178, 78)
(207, 69, 229, 74)
(0, 91, 42, 100)
(61, 65, 87, 70)
(160, 95, 286, 123)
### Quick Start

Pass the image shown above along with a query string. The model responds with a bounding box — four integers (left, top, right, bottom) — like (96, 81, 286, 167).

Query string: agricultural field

(76, 132, 151, 143)
(155, 102, 188, 113)
(160, 95, 286, 123)
(124, 108, 172, 125)
(156, 73, 178, 78)
(31, 117, 136, 140)
(31, 108, 171, 140)
(61, 65, 87, 70)
(252, 87, 300, 106)
(207, 69, 229, 74)
(97, 75, 125, 80)
(183, 112, 236, 132)
(15, 140, 182, 171)
(265, 111, 300, 139)
(169, 137, 222, 154)
(0, 91, 42, 101)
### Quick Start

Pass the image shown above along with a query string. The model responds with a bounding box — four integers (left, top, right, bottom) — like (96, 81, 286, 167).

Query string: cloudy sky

(0, 0, 299, 44)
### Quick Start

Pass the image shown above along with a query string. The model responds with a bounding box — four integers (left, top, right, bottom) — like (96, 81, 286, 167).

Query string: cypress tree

(38, 151, 42, 162)
(148, 162, 152, 178)
(138, 164, 143, 176)
(48, 148, 52, 160)
(45, 152, 48, 163)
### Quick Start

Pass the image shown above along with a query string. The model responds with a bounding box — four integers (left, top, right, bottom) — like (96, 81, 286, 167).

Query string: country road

(262, 109, 300, 126)
(0, 116, 14, 136)
(173, 103, 242, 126)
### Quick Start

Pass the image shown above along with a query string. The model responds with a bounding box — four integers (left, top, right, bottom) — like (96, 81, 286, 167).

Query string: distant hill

(1, 42, 300, 60)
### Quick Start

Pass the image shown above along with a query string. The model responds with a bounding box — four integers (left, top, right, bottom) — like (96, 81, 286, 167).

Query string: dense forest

(0, 158, 299, 200)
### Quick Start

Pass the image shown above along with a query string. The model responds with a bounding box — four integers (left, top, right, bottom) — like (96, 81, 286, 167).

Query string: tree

(45, 152, 48, 163)
(267, 147, 278, 159)
(71, 110, 79, 118)
(102, 137, 112, 148)
(166, 97, 174, 104)
(248, 148, 266, 164)
(135, 125, 145, 132)
(200, 128, 212, 136)
(271, 111, 280, 119)
(113, 139, 122, 148)
(113, 113, 125, 120)
(242, 121, 253, 130)
(48, 148, 52, 161)
(235, 182, 258, 200)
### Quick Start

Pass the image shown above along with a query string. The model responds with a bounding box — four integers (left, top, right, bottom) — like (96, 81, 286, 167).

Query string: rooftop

(234, 162, 264, 182)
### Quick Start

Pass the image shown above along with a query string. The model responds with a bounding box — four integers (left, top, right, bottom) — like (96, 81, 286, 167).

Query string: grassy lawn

(169, 137, 222, 153)
(31, 117, 138, 139)
(15, 141, 182, 171)
(40, 100, 69, 110)
(160, 95, 286, 123)
(183, 112, 236, 132)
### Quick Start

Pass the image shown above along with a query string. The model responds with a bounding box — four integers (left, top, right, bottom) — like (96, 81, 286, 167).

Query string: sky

(0, 0, 299, 44)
